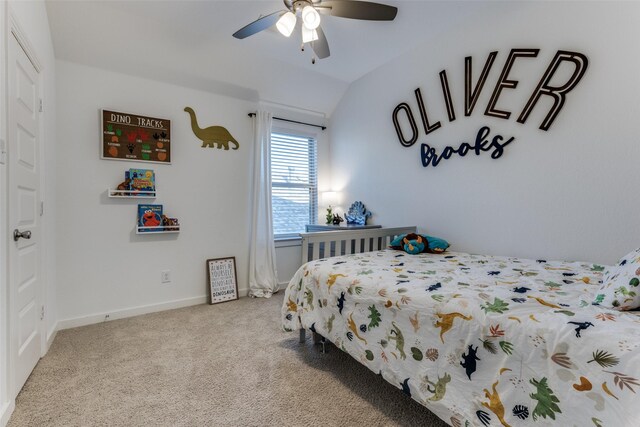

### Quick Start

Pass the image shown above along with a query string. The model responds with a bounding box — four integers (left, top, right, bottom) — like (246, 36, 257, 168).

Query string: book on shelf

(129, 169, 155, 195)
(138, 204, 163, 232)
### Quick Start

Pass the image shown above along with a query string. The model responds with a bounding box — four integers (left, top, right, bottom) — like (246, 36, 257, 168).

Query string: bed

(282, 227, 640, 427)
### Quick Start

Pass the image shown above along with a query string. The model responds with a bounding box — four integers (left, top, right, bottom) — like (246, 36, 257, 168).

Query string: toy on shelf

(332, 213, 344, 225)
(161, 215, 180, 232)
(325, 206, 333, 225)
(109, 170, 132, 197)
(111, 176, 131, 196)
(345, 201, 372, 225)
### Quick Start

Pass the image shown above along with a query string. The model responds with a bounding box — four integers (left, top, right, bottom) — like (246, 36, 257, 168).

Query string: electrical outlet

(161, 270, 171, 284)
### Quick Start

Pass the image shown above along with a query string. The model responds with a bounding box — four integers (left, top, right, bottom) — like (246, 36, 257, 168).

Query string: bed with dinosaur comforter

(281, 249, 640, 427)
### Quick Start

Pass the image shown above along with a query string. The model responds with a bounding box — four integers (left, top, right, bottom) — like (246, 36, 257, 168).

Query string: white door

(8, 33, 42, 395)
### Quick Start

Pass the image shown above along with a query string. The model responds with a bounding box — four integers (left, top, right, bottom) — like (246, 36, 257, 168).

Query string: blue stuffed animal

(390, 233, 450, 255)
(403, 234, 425, 255)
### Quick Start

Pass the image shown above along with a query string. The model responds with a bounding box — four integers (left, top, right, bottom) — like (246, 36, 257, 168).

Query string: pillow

(390, 233, 450, 254)
(593, 247, 640, 310)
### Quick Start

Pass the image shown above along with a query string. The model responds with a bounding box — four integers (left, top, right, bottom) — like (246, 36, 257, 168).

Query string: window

(271, 131, 317, 238)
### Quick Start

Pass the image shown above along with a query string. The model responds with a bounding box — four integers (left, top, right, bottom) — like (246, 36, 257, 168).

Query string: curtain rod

(247, 113, 326, 131)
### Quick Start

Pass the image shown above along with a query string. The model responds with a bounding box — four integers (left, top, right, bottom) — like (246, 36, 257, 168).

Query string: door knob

(13, 229, 31, 242)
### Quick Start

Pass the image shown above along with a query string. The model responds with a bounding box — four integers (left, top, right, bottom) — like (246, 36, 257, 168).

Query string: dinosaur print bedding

(281, 250, 640, 427)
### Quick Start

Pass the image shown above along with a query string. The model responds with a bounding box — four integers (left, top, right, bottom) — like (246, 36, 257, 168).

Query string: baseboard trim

(0, 400, 15, 427)
(57, 295, 209, 330)
(58, 284, 251, 331)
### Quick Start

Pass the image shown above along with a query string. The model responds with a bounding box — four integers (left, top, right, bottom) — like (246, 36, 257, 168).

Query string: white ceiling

(45, 0, 483, 114)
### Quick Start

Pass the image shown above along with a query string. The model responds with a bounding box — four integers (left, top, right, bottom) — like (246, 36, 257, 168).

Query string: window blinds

(271, 132, 317, 238)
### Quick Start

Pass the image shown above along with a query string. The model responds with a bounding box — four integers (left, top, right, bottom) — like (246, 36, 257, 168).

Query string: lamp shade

(301, 5, 321, 30)
(276, 11, 296, 37)
(301, 25, 318, 43)
(322, 191, 340, 207)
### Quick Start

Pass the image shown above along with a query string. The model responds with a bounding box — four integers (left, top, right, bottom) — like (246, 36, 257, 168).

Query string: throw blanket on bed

(282, 250, 640, 427)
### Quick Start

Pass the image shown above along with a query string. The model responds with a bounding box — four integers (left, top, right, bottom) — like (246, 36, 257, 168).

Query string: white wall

(55, 60, 255, 326)
(275, 242, 303, 286)
(1, 0, 57, 424)
(330, 1, 640, 265)
(55, 60, 325, 327)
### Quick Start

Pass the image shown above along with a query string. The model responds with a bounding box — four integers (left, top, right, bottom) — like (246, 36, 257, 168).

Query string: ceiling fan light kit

(276, 11, 297, 37)
(302, 26, 319, 43)
(233, 0, 398, 62)
(301, 5, 321, 30)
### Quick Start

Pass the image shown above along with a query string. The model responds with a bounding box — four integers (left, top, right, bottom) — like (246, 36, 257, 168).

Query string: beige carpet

(8, 294, 448, 427)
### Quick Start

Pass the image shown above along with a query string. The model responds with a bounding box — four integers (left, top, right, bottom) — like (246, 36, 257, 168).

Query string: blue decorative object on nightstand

(345, 201, 372, 225)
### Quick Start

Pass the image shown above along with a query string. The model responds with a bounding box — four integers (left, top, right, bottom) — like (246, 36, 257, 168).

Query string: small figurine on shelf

(332, 213, 344, 225)
(161, 215, 180, 231)
(345, 201, 372, 225)
(112, 177, 131, 196)
(325, 205, 333, 225)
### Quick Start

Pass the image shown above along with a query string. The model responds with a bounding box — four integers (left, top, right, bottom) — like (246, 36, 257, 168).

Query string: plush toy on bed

(390, 233, 450, 255)
(401, 233, 426, 255)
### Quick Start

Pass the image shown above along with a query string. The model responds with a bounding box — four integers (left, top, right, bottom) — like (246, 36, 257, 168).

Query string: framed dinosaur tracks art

(101, 109, 171, 164)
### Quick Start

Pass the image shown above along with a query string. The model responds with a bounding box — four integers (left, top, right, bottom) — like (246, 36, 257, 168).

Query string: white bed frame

(300, 226, 417, 264)
(298, 226, 417, 347)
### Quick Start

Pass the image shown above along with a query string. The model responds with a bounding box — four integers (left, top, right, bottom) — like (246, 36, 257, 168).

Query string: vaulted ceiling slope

(45, 0, 481, 115)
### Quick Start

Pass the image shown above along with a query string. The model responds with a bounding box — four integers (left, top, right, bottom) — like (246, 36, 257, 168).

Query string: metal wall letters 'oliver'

(392, 49, 589, 168)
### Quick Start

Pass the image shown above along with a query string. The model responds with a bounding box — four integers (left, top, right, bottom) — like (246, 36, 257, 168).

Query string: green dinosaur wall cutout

(184, 107, 239, 150)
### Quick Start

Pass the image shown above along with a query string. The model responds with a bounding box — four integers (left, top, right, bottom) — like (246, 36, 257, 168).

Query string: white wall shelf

(108, 188, 157, 198)
(135, 225, 180, 234)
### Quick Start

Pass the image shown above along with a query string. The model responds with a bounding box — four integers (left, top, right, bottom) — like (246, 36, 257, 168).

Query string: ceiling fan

(232, 0, 398, 63)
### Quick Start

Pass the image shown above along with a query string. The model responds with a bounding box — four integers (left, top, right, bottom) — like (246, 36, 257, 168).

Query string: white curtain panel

(248, 111, 279, 298)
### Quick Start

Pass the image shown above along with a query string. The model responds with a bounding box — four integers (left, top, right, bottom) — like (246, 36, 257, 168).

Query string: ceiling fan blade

(232, 10, 286, 39)
(318, 0, 398, 21)
(311, 26, 330, 59)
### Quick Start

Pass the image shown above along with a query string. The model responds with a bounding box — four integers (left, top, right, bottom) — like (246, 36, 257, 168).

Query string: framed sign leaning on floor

(207, 257, 239, 304)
